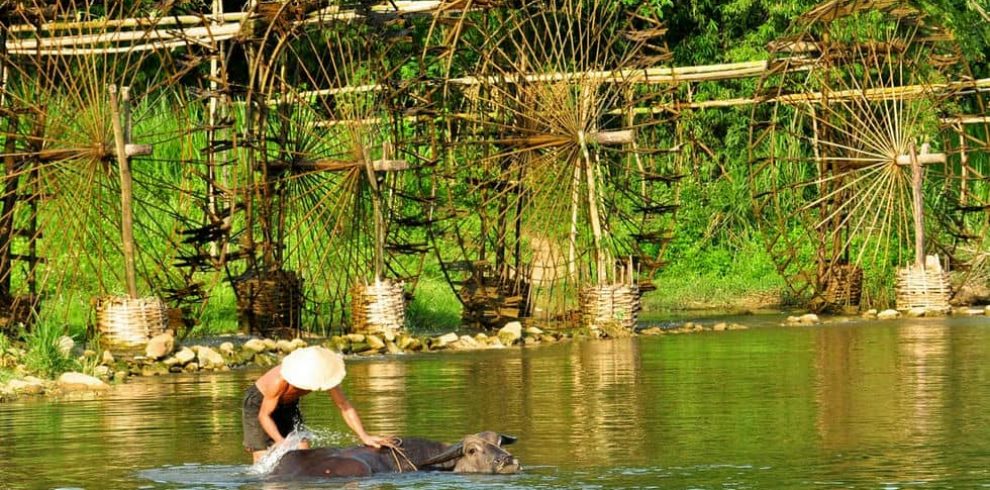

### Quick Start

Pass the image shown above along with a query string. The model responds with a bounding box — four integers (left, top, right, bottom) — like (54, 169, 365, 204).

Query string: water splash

(248, 428, 315, 475)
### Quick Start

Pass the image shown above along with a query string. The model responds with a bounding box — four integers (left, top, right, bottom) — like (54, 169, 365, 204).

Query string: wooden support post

(910, 143, 924, 270)
(109, 84, 138, 299)
(362, 145, 385, 282)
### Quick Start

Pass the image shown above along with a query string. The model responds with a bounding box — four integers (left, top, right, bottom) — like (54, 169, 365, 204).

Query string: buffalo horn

(419, 443, 464, 467)
(498, 434, 517, 446)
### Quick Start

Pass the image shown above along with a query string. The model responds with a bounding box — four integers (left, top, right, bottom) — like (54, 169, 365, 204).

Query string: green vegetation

(0, 1, 988, 342)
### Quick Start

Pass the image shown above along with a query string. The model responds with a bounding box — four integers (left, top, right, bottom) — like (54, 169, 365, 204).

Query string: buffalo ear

(498, 434, 517, 446)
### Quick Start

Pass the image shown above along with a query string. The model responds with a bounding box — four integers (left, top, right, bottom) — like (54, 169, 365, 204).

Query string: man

(242, 345, 393, 463)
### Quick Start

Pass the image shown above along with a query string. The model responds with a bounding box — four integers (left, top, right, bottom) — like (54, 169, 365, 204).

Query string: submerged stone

(145, 333, 174, 360)
(243, 338, 267, 354)
(58, 372, 109, 391)
(877, 309, 900, 320)
(174, 347, 196, 365)
(498, 322, 523, 345)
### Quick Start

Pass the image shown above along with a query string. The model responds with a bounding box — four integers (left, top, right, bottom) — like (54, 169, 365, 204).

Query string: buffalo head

(420, 431, 520, 474)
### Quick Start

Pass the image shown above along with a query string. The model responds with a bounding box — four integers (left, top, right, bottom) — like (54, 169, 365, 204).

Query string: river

(1, 315, 989, 489)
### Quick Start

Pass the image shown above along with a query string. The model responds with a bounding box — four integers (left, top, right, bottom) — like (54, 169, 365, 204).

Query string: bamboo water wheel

(0, 1, 207, 338)
(748, 0, 990, 311)
(228, 4, 435, 335)
(424, 0, 679, 329)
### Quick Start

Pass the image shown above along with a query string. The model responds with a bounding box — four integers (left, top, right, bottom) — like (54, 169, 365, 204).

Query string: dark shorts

(242, 384, 303, 451)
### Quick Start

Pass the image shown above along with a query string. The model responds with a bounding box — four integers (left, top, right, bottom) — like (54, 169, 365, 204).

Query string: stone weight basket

(233, 270, 304, 338)
(579, 282, 642, 334)
(895, 255, 952, 311)
(350, 279, 406, 335)
(823, 263, 864, 309)
(94, 295, 169, 346)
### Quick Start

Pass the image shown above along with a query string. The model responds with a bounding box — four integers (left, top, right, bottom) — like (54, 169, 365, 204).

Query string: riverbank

(0, 317, 758, 402)
(5, 304, 989, 402)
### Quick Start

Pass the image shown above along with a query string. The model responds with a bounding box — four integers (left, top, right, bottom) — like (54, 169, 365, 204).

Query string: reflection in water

(567, 338, 643, 463)
(348, 361, 408, 435)
(2, 317, 990, 489)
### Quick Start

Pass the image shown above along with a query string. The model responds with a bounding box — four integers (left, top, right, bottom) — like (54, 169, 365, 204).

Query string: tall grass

(20, 318, 80, 378)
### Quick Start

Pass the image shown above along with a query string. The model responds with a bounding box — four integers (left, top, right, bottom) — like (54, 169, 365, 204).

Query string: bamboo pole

(910, 143, 924, 269)
(207, 0, 224, 258)
(108, 85, 138, 299)
(9, 0, 458, 34)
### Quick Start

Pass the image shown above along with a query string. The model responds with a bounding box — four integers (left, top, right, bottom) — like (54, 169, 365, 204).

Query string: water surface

(2, 315, 989, 489)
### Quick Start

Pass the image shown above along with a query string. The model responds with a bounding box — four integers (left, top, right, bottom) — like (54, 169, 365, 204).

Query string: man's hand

(361, 434, 398, 449)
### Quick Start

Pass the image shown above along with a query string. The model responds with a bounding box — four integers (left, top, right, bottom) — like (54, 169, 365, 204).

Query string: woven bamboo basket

(579, 282, 642, 333)
(823, 263, 864, 308)
(895, 256, 952, 311)
(94, 296, 169, 346)
(350, 279, 406, 335)
(233, 270, 304, 338)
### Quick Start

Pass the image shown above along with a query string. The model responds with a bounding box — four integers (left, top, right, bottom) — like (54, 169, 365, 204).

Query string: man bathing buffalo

(241, 346, 395, 463)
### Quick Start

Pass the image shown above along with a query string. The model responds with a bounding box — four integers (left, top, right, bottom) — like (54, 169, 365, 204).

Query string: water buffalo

(269, 431, 520, 479)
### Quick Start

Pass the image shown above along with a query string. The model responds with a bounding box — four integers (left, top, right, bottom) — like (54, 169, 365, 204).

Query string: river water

(2, 315, 989, 489)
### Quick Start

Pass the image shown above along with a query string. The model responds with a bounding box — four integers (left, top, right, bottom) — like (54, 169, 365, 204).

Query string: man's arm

(329, 386, 392, 448)
(257, 385, 286, 445)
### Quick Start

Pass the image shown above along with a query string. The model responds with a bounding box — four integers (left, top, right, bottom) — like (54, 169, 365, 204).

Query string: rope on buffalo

(386, 438, 417, 472)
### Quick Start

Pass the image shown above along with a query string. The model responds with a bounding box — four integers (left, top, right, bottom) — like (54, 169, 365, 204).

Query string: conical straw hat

(281, 346, 346, 391)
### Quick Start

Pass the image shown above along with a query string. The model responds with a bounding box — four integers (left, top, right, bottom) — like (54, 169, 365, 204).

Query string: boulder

(799, 313, 820, 325)
(346, 334, 366, 343)
(183, 362, 200, 373)
(523, 336, 538, 345)
(639, 327, 663, 335)
(219, 342, 236, 356)
(57, 336, 75, 357)
(366, 335, 386, 351)
(145, 333, 175, 360)
(262, 338, 277, 351)
(382, 330, 396, 343)
(712, 322, 728, 332)
(397, 335, 415, 350)
(101, 350, 115, 366)
(433, 332, 459, 349)
(457, 335, 481, 349)
(276, 339, 296, 353)
(94, 365, 112, 379)
(877, 309, 900, 320)
(243, 338, 267, 354)
(58, 372, 109, 391)
(174, 347, 196, 365)
(862, 309, 878, 319)
(253, 353, 276, 368)
(8, 377, 45, 395)
(498, 322, 523, 346)
(905, 307, 926, 318)
(524, 326, 544, 336)
(197, 347, 225, 369)
(290, 338, 308, 350)
(385, 341, 402, 355)
(727, 323, 748, 330)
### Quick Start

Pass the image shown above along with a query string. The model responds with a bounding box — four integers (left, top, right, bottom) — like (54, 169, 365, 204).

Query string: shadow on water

(2, 315, 990, 488)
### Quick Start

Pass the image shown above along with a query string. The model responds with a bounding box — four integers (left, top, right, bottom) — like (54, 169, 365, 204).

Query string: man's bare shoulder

(255, 366, 288, 397)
